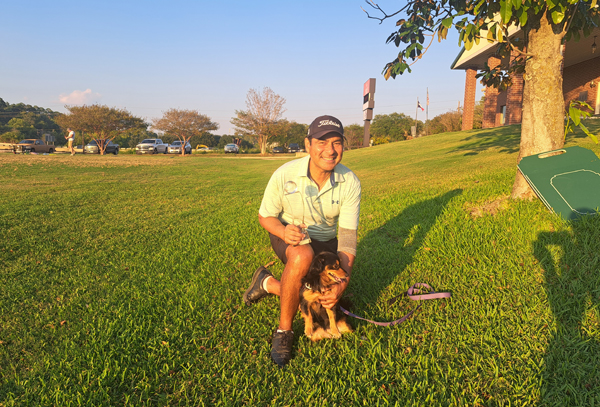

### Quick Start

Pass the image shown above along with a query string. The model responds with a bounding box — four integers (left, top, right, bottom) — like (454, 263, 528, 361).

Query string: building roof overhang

(451, 26, 600, 71)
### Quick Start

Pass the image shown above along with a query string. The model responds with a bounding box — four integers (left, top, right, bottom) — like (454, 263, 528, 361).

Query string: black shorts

(269, 233, 338, 264)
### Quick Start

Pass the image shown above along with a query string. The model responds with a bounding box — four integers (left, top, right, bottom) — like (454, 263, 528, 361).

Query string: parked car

(288, 143, 301, 153)
(168, 140, 192, 154)
(12, 139, 55, 154)
(272, 146, 286, 154)
(84, 139, 120, 155)
(135, 139, 168, 154)
(224, 143, 239, 154)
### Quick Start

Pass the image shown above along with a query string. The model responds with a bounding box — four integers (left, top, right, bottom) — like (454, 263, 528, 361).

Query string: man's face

(304, 134, 344, 173)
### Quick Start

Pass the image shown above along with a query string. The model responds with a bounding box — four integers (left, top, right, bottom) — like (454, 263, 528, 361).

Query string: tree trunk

(260, 135, 267, 155)
(511, 11, 565, 199)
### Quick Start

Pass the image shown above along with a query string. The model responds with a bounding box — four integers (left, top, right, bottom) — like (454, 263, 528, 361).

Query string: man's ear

(304, 138, 311, 152)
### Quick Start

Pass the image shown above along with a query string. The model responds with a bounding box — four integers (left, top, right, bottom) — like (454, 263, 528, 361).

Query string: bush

(0, 131, 21, 143)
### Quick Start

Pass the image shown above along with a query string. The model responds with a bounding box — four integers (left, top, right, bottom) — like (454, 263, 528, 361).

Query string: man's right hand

(283, 224, 306, 246)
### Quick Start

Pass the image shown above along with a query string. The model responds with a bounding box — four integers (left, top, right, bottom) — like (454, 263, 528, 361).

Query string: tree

(473, 96, 485, 129)
(269, 120, 309, 147)
(286, 122, 309, 146)
(344, 124, 365, 148)
(197, 132, 220, 148)
(55, 105, 147, 155)
(365, 0, 600, 198)
(370, 112, 420, 141)
(427, 109, 463, 134)
(231, 87, 287, 155)
(152, 109, 219, 156)
(0, 98, 60, 141)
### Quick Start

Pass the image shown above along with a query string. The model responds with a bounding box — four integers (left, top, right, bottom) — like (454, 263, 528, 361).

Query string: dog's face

(314, 252, 348, 288)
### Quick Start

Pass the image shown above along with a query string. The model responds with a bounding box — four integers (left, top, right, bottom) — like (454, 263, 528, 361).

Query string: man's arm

(320, 250, 354, 309)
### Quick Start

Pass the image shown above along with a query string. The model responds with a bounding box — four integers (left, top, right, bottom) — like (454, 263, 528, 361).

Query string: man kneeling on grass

(243, 115, 361, 367)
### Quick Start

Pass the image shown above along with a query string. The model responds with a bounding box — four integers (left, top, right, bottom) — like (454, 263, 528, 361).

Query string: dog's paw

(327, 330, 342, 339)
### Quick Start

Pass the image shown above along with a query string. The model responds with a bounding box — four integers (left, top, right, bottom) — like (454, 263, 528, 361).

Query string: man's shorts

(269, 233, 338, 264)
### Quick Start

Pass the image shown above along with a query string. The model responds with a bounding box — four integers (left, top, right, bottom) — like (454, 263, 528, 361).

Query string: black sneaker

(271, 330, 294, 367)
(243, 266, 273, 306)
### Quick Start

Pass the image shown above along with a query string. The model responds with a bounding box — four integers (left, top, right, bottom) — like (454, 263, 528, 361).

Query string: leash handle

(340, 283, 451, 327)
(406, 283, 452, 301)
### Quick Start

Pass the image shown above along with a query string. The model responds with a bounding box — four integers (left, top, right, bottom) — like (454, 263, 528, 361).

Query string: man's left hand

(319, 281, 347, 309)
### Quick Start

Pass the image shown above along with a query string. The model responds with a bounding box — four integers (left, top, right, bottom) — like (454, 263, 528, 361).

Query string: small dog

(299, 251, 353, 341)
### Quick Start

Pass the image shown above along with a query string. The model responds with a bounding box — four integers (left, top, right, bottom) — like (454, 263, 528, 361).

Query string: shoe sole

(243, 266, 269, 306)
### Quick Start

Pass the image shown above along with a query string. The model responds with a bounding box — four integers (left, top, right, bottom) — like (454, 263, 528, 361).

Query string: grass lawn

(2, 123, 600, 406)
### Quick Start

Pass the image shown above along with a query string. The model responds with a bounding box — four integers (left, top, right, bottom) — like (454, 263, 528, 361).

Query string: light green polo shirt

(259, 155, 361, 242)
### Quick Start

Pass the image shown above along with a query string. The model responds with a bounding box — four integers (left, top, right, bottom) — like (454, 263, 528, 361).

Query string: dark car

(84, 139, 120, 155)
(288, 143, 301, 153)
(272, 146, 286, 154)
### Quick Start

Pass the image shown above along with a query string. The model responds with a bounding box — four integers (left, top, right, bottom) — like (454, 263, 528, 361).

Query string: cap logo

(318, 120, 340, 128)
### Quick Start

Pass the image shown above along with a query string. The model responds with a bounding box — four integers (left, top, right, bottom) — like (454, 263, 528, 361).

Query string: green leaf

(438, 26, 449, 42)
(569, 105, 581, 126)
(580, 123, 599, 144)
(551, 8, 565, 24)
(487, 28, 496, 43)
(500, 0, 513, 23)
(519, 9, 528, 26)
(442, 16, 453, 28)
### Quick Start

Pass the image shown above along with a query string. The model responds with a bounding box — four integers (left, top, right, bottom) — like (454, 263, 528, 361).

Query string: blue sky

(2, 0, 481, 134)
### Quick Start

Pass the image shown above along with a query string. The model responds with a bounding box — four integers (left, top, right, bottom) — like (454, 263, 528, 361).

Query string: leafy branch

(564, 100, 599, 144)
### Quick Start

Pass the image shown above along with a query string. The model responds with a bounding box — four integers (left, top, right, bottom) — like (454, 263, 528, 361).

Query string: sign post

(362, 78, 376, 147)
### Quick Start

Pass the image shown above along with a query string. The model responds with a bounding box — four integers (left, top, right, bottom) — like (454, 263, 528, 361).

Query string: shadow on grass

(533, 215, 600, 405)
(352, 189, 462, 310)
(450, 125, 521, 156)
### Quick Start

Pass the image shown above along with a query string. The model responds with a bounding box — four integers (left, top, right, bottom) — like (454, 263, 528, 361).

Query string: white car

(224, 143, 239, 154)
(168, 140, 192, 154)
(136, 139, 168, 154)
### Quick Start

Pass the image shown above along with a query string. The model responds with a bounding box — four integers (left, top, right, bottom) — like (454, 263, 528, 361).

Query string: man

(65, 128, 75, 156)
(243, 115, 361, 367)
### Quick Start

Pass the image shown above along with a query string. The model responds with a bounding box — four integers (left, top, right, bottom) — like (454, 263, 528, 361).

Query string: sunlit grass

(1, 122, 600, 405)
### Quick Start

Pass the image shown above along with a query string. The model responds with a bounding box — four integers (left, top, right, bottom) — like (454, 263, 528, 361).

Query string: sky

(1, 0, 481, 135)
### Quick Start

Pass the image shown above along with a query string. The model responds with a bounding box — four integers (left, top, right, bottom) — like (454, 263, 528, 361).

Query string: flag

(417, 101, 424, 111)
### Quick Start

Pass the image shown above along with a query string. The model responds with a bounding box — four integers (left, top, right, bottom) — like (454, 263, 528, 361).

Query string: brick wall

(482, 57, 501, 128)
(462, 69, 477, 130)
(506, 51, 524, 124)
(563, 56, 600, 113)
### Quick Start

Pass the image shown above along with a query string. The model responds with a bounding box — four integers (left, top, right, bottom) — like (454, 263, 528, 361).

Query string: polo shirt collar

(297, 155, 346, 188)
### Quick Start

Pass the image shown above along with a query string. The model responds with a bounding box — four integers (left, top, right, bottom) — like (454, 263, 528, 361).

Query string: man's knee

(283, 245, 314, 277)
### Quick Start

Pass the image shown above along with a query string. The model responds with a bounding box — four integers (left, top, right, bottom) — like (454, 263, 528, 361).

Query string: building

(451, 27, 600, 130)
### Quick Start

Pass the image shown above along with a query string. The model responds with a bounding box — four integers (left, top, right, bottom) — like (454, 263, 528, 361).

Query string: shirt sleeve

(258, 171, 284, 219)
(338, 173, 361, 231)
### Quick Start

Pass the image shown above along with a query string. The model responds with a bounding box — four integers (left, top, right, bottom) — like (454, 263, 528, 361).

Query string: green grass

(2, 122, 600, 406)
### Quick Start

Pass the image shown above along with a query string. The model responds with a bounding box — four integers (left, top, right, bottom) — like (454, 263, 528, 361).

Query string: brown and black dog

(299, 251, 353, 341)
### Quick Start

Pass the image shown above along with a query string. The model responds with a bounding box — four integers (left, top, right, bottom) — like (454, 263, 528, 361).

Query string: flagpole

(426, 88, 429, 136)
(415, 97, 419, 134)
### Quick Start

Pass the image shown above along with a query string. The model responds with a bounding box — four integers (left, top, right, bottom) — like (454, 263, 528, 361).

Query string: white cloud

(58, 89, 101, 105)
